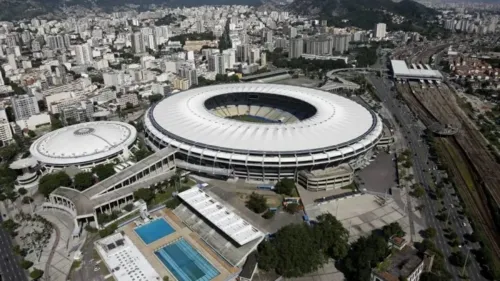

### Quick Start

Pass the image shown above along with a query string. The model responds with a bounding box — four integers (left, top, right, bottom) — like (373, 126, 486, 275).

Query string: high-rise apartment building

(0, 108, 13, 145)
(11, 94, 40, 120)
(178, 65, 198, 88)
(289, 37, 303, 59)
(208, 54, 226, 74)
(131, 32, 146, 54)
(74, 43, 92, 65)
(374, 23, 387, 39)
(236, 44, 250, 63)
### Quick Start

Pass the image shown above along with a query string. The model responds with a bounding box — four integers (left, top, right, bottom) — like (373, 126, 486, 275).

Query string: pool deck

(122, 209, 239, 281)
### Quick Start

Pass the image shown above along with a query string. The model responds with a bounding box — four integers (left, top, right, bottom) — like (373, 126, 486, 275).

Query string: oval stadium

(144, 83, 383, 184)
(30, 121, 137, 169)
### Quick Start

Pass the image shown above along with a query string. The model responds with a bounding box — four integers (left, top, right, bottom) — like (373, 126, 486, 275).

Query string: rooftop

(373, 245, 423, 281)
(177, 187, 265, 246)
(95, 233, 161, 281)
(30, 121, 137, 166)
(391, 60, 443, 80)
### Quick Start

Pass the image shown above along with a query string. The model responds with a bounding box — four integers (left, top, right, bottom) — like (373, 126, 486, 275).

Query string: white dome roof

(30, 121, 137, 166)
(148, 83, 378, 153)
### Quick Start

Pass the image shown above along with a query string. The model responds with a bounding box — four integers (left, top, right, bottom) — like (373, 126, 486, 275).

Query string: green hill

(289, 0, 438, 30)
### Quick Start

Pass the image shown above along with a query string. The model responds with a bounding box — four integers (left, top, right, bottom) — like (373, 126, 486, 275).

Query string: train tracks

(398, 81, 500, 258)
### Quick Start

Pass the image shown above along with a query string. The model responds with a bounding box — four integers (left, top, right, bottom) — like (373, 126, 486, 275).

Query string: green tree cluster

(258, 214, 348, 277)
(39, 171, 72, 197)
(99, 223, 118, 238)
(74, 172, 95, 191)
(30, 268, 44, 279)
(246, 192, 267, 214)
(133, 188, 155, 203)
(148, 94, 164, 103)
(218, 19, 232, 51)
(274, 179, 296, 196)
(92, 164, 116, 181)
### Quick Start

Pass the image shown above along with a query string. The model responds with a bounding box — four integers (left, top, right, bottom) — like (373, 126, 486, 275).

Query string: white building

(95, 233, 161, 281)
(75, 43, 93, 65)
(15, 113, 51, 131)
(374, 23, 387, 39)
(0, 108, 13, 144)
(11, 94, 40, 120)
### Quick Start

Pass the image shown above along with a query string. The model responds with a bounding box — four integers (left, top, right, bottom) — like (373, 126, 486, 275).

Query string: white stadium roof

(149, 83, 376, 153)
(178, 187, 265, 246)
(30, 121, 137, 166)
(391, 60, 443, 80)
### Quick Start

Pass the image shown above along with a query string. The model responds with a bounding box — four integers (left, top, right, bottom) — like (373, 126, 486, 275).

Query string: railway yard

(396, 80, 500, 266)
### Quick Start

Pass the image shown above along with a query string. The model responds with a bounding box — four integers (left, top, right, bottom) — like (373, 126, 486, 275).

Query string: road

(367, 68, 486, 280)
(71, 234, 104, 281)
(0, 215, 28, 281)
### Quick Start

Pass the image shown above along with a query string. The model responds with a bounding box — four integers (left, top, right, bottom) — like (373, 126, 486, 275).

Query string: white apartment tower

(11, 94, 40, 120)
(0, 108, 13, 144)
(75, 43, 92, 65)
(374, 23, 387, 39)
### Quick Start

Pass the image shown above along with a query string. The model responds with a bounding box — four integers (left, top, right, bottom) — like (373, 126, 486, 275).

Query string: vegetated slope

(0, 0, 262, 21)
(288, 0, 437, 30)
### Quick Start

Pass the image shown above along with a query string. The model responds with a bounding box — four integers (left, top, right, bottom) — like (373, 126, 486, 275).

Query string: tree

(148, 94, 163, 103)
(274, 178, 296, 196)
(135, 148, 152, 162)
(92, 164, 116, 180)
(449, 251, 468, 267)
(21, 259, 33, 269)
(18, 187, 27, 196)
(258, 223, 325, 277)
(314, 214, 349, 259)
(422, 227, 437, 239)
(285, 202, 300, 214)
(411, 186, 426, 198)
(38, 171, 72, 197)
(133, 188, 155, 203)
(125, 102, 134, 109)
(74, 172, 94, 191)
(27, 130, 36, 138)
(246, 192, 267, 214)
(22, 196, 33, 204)
(382, 222, 406, 239)
(163, 277, 170, 281)
(29, 268, 44, 279)
(123, 203, 134, 212)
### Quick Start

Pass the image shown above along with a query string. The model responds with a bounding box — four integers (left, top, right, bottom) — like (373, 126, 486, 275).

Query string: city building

(74, 43, 93, 65)
(95, 233, 161, 281)
(11, 94, 40, 120)
(289, 37, 304, 59)
(177, 65, 198, 87)
(208, 53, 226, 74)
(374, 23, 387, 39)
(118, 93, 139, 108)
(370, 238, 434, 281)
(131, 32, 146, 54)
(144, 83, 383, 180)
(0, 108, 13, 145)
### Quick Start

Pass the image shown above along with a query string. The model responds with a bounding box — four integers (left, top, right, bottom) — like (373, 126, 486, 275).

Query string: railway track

(400, 81, 500, 258)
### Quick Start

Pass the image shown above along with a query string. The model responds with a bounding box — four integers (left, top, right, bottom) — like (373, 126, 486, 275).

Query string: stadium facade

(144, 83, 383, 181)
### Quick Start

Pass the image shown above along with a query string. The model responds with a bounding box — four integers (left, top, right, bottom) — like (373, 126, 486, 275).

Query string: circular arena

(144, 83, 383, 180)
(30, 121, 137, 169)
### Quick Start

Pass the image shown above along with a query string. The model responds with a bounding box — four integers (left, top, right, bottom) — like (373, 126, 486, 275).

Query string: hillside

(288, 0, 438, 30)
(0, 0, 262, 21)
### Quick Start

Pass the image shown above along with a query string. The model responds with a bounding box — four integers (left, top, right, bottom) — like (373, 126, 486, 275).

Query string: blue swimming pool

(134, 218, 175, 244)
(155, 238, 219, 281)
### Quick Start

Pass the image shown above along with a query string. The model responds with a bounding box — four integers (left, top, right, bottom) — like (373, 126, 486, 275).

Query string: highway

(367, 68, 486, 280)
(0, 215, 28, 281)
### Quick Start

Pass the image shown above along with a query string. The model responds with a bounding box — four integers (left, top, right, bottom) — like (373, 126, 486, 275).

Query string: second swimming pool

(155, 238, 219, 281)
